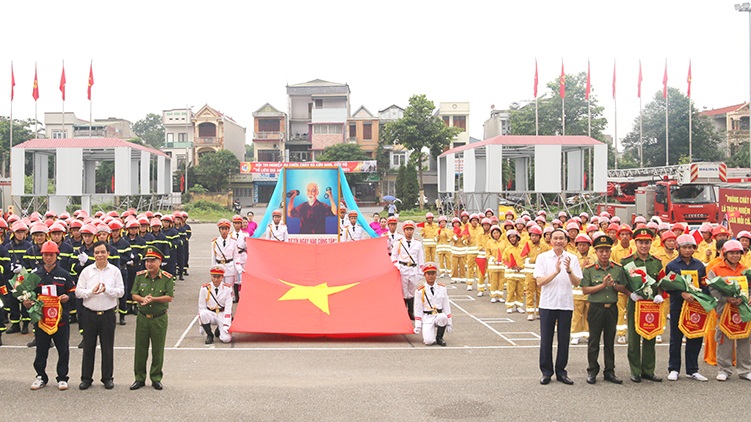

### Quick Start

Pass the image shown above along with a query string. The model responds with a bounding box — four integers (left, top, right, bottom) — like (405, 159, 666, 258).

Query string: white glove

(446, 325, 453, 333)
(78, 253, 88, 265)
(413, 326, 421, 334)
(653, 295, 664, 304)
(630, 292, 643, 302)
(12, 264, 23, 274)
(126, 260, 134, 266)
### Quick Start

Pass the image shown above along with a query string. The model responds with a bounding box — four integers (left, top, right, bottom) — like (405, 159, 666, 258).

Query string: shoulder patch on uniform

(137, 270, 147, 275)
(622, 253, 634, 260)
(610, 260, 622, 266)
(585, 263, 595, 268)
(438, 283, 446, 287)
(202, 283, 211, 288)
(161, 271, 173, 278)
(417, 285, 425, 290)
(223, 283, 233, 288)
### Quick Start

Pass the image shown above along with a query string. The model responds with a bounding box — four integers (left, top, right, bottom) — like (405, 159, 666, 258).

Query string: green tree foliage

(396, 164, 419, 210)
(509, 72, 615, 167)
(0, 117, 36, 177)
(132, 113, 165, 149)
(620, 87, 723, 167)
(317, 143, 370, 187)
(245, 144, 254, 161)
(95, 161, 115, 193)
(382, 94, 460, 208)
(192, 150, 240, 192)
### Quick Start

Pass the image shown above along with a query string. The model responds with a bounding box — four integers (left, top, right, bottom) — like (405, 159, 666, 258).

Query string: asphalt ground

(0, 215, 746, 421)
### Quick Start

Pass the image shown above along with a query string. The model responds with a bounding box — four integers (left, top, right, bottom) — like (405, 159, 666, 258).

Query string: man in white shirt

(342, 210, 364, 242)
(265, 209, 289, 242)
(198, 266, 234, 344)
(384, 216, 403, 256)
(534, 228, 582, 386)
(212, 219, 243, 301)
(391, 220, 425, 320)
(231, 215, 249, 284)
(75, 240, 125, 390)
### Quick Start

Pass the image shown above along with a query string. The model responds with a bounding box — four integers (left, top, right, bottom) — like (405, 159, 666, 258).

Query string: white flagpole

(535, 97, 538, 136)
(665, 94, 669, 166)
(562, 96, 566, 136)
(9, 62, 13, 179)
(89, 60, 93, 138)
(62, 60, 65, 138)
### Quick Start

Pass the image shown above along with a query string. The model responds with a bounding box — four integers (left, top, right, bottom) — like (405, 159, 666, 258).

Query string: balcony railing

(254, 131, 284, 140)
(195, 137, 218, 145)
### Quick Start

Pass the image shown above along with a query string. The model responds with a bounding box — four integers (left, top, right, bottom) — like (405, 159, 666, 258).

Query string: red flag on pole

(231, 238, 413, 336)
(506, 252, 518, 268)
(560, 61, 566, 98)
(637, 60, 643, 98)
(663, 60, 668, 99)
(520, 241, 531, 258)
(687, 60, 692, 98)
(612, 60, 617, 99)
(88, 62, 94, 100)
(11, 63, 15, 101)
(691, 229, 703, 246)
(585, 59, 591, 100)
(32, 65, 39, 101)
(534, 59, 539, 98)
(60, 64, 66, 101)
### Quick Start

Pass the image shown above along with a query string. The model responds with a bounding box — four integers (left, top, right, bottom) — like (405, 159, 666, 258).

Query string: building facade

(700, 103, 748, 156)
(44, 112, 135, 140)
(287, 79, 350, 161)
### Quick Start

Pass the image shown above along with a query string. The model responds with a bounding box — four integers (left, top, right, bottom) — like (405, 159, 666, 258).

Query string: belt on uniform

(85, 307, 116, 316)
(592, 302, 615, 308)
(217, 259, 233, 264)
(398, 261, 417, 267)
(208, 307, 225, 312)
(423, 309, 443, 315)
(139, 309, 168, 319)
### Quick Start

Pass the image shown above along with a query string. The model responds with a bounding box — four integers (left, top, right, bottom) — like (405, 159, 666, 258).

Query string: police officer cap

(143, 246, 164, 261)
(633, 227, 654, 240)
(592, 235, 614, 249)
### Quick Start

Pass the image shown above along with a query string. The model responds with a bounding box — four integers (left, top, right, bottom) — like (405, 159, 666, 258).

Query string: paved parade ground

(1, 219, 747, 421)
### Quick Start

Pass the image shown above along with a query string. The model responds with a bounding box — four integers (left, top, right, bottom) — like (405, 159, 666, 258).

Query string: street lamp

(737, 3, 751, 167)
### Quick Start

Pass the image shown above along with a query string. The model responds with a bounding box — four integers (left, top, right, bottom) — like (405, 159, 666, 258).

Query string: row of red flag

(534, 59, 693, 100)
(10, 62, 94, 102)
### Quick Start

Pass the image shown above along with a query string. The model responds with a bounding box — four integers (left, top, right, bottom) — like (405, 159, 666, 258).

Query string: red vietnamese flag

(87, 61, 94, 100)
(416, 221, 426, 228)
(560, 60, 565, 98)
(662, 59, 668, 99)
(231, 237, 413, 336)
(506, 252, 518, 268)
(520, 241, 530, 258)
(691, 229, 703, 246)
(687, 59, 692, 98)
(637, 60, 643, 98)
(32, 64, 39, 101)
(60, 63, 66, 101)
(11, 62, 15, 101)
(585, 59, 591, 100)
(534, 59, 539, 97)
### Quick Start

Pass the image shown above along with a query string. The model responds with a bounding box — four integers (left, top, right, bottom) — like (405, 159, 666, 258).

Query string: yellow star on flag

(277, 279, 359, 315)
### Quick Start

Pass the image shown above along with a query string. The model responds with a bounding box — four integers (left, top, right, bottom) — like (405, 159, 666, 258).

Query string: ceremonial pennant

(634, 300, 665, 340)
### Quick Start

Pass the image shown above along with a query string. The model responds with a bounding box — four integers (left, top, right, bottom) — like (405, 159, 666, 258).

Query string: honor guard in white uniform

(211, 219, 243, 301)
(198, 266, 234, 344)
(391, 220, 425, 320)
(413, 262, 453, 346)
(338, 205, 351, 237)
(231, 215, 249, 284)
(384, 216, 403, 256)
(265, 209, 289, 242)
(342, 210, 364, 242)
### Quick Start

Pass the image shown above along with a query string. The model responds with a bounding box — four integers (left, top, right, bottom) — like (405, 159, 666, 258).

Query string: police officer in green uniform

(129, 246, 174, 391)
(581, 235, 627, 385)
(620, 227, 664, 383)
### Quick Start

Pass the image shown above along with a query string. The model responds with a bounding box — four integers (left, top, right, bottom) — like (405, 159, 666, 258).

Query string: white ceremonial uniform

(391, 238, 425, 299)
(385, 230, 404, 256)
(414, 282, 453, 345)
(342, 224, 364, 242)
(232, 230, 249, 285)
(339, 217, 351, 237)
(211, 235, 242, 286)
(198, 282, 234, 343)
(265, 223, 289, 242)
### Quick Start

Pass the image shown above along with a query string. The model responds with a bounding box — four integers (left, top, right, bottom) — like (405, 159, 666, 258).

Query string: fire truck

(599, 162, 751, 224)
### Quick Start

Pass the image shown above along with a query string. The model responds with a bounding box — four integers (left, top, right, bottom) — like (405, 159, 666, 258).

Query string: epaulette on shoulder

(202, 283, 211, 288)
(610, 260, 622, 266)
(622, 253, 634, 260)
(161, 271, 173, 278)
(585, 263, 595, 268)
(438, 283, 446, 287)
(417, 285, 425, 290)
(137, 270, 147, 275)
(223, 283, 233, 288)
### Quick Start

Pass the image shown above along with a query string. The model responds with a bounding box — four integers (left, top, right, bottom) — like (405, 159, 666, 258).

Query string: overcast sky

(1, 1, 748, 147)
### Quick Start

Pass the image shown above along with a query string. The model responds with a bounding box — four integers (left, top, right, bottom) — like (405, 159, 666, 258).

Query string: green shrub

(184, 199, 229, 213)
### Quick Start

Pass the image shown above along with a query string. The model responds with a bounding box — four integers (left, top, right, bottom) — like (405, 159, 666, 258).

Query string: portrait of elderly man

(287, 182, 337, 234)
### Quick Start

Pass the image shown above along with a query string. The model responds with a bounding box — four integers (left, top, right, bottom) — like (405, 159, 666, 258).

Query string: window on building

(259, 119, 280, 132)
(198, 122, 216, 137)
(442, 116, 450, 126)
(453, 115, 466, 130)
(363, 123, 372, 140)
(52, 130, 66, 139)
(167, 133, 174, 143)
(314, 99, 323, 109)
(258, 150, 280, 161)
(349, 124, 357, 139)
(386, 181, 396, 196)
(392, 152, 406, 167)
(178, 133, 187, 142)
(313, 124, 343, 134)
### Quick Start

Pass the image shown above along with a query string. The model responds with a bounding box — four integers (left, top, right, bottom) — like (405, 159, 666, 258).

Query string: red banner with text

(240, 161, 377, 174)
(719, 188, 751, 234)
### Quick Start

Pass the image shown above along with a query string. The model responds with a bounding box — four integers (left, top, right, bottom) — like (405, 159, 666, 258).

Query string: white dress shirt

(75, 262, 125, 311)
(533, 249, 582, 311)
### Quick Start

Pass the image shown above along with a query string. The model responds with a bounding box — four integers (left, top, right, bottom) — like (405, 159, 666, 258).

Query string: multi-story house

(436, 102, 470, 148)
(44, 112, 135, 140)
(162, 107, 194, 174)
(348, 106, 379, 159)
(483, 108, 510, 139)
(700, 103, 748, 156)
(191, 104, 246, 165)
(252, 103, 287, 162)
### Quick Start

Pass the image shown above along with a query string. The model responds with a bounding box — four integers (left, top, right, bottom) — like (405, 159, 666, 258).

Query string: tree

(192, 150, 240, 192)
(245, 143, 254, 161)
(317, 143, 369, 187)
(95, 161, 115, 193)
(620, 87, 723, 167)
(0, 117, 36, 177)
(382, 94, 461, 209)
(395, 164, 419, 211)
(132, 113, 165, 149)
(509, 72, 616, 167)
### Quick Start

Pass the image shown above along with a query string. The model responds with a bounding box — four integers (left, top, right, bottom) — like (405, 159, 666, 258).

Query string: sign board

(718, 188, 751, 233)
(240, 161, 376, 174)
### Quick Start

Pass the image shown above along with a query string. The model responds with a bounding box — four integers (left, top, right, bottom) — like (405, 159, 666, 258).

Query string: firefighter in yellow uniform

(476, 218, 493, 297)
(650, 222, 670, 255)
(565, 222, 581, 254)
(524, 225, 550, 321)
(465, 214, 484, 292)
(420, 212, 439, 264)
(693, 223, 714, 264)
(502, 229, 525, 313)
(652, 230, 678, 344)
(485, 226, 506, 303)
(450, 217, 468, 284)
(435, 216, 453, 277)
(612, 224, 634, 344)
(738, 231, 751, 268)
(571, 234, 596, 344)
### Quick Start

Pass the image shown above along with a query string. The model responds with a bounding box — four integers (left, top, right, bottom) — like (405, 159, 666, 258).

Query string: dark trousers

(176, 246, 185, 276)
(34, 322, 70, 383)
(117, 268, 129, 314)
(539, 308, 572, 378)
(626, 299, 656, 377)
(81, 307, 117, 383)
(587, 302, 618, 376)
(668, 306, 703, 374)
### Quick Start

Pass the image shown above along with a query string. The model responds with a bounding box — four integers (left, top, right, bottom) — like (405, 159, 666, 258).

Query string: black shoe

(79, 380, 92, 390)
(604, 374, 623, 384)
(205, 335, 214, 345)
(0, 334, 2, 346)
(202, 324, 214, 344)
(436, 338, 447, 346)
(119, 315, 126, 326)
(183, 271, 189, 276)
(78, 340, 84, 349)
(557, 375, 574, 385)
(641, 373, 662, 382)
(152, 381, 163, 390)
(435, 325, 447, 346)
(70, 314, 77, 324)
(104, 380, 114, 390)
(178, 277, 184, 281)
(26, 338, 36, 348)
(586, 374, 596, 384)
(129, 381, 145, 390)
(540, 375, 552, 385)
(630, 375, 642, 383)
(7, 323, 20, 334)
(21, 322, 29, 334)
